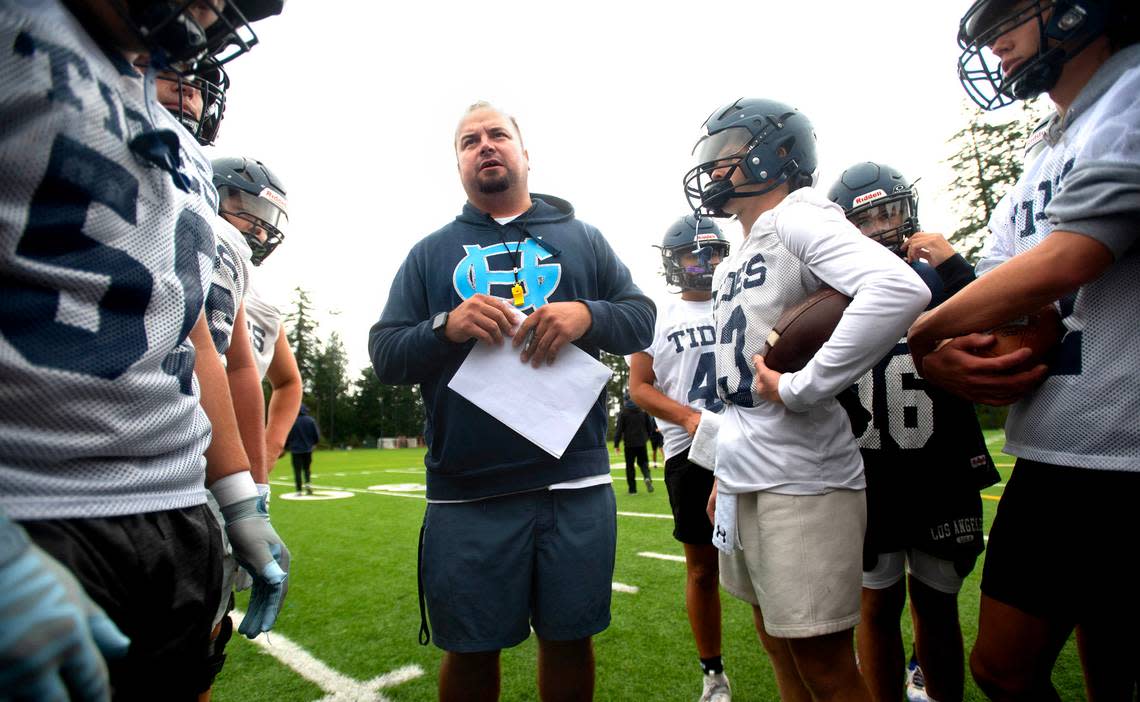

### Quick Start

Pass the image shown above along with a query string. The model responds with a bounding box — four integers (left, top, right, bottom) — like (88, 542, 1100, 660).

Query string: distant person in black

(614, 393, 654, 494)
(286, 405, 321, 496)
(648, 417, 664, 468)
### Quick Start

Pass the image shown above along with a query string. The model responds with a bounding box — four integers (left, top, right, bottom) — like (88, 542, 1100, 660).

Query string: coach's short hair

(454, 101, 524, 151)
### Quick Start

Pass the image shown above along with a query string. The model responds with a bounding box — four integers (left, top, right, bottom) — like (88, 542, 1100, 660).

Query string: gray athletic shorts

(720, 489, 866, 638)
(421, 484, 617, 652)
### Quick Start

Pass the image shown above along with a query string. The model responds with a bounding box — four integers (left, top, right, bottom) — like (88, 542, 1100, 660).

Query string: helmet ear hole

(789, 171, 813, 192)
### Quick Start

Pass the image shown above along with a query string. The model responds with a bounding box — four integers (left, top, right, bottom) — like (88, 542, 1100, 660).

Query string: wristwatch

(431, 311, 450, 343)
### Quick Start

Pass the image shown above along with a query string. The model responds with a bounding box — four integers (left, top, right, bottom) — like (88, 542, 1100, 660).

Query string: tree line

(281, 288, 423, 448)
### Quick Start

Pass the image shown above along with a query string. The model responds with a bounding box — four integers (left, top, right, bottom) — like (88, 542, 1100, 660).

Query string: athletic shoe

(645, 477, 655, 492)
(304, 484, 313, 496)
(906, 656, 930, 702)
(699, 672, 731, 702)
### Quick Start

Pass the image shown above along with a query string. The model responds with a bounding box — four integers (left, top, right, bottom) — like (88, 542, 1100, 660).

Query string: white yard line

(269, 481, 674, 520)
(637, 551, 687, 563)
(611, 582, 640, 594)
(232, 609, 422, 701)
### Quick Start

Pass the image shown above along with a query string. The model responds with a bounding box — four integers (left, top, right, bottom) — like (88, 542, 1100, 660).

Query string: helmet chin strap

(702, 175, 787, 216)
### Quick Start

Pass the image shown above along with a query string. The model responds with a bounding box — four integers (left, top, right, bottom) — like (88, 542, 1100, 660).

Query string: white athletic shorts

(719, 488, 866, 638)
(862, 549, 964, 595)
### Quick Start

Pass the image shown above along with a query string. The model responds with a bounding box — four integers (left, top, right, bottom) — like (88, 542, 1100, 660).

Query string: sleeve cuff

(777, 372, 809, 413)
(1053, 215, 1136, 259)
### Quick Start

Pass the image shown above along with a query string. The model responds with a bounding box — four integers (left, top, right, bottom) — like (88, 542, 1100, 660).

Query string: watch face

(433, 311, 448, 338)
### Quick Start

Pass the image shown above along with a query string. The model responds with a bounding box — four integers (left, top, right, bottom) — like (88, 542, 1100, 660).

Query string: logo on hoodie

(453, 239, 561, 310)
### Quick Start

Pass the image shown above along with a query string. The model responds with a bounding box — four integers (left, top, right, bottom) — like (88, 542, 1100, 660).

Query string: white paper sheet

(447, 314, 612, 459)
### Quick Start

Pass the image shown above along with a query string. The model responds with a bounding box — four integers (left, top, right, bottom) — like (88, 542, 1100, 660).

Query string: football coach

(368, 101, 655, 702)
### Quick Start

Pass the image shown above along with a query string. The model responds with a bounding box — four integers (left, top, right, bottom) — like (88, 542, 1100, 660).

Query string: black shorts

(21, 503, 226, 700)
(981, 459, 1140, 624)
(862, 460, 985, 577)
(664, 449, 715, 545)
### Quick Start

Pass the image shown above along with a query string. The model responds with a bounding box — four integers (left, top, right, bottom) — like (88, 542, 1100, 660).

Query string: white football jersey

(205, 217, 252, 355)
(0, 0, 217, 519)
(976, 46, 1140, 472)
(644, 298, 719, 460)
(710, 188, 930, 495)
(244, 280, 282, 379)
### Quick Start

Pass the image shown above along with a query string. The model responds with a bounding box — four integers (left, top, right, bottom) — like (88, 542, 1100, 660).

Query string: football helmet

(957, 0, 1109, 109)
(139, 57, 229, 146)
(827, 162, 919, 255)
(213, 157, 289, 265)
(116, 0, 285, 73)
(657, 215, 730, 290)
(683, 98, 817, 217)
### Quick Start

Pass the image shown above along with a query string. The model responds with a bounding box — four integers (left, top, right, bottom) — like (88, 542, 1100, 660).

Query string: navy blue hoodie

(285, 405, 321, 453)
(369, 194, 655, 500)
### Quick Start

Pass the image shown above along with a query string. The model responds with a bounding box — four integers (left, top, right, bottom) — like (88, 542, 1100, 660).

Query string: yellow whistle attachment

(511, 283, 525, 306)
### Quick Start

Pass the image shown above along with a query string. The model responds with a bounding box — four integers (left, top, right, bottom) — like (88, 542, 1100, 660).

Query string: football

(978, 304, 1063, 364)
(760, 287, 853, 373)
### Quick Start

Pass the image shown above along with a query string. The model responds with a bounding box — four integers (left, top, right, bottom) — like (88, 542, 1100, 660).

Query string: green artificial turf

(213, 432, 1086, 701)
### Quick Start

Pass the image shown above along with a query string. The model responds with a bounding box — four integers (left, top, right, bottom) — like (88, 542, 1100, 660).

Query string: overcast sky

(208, 1, 996, 373)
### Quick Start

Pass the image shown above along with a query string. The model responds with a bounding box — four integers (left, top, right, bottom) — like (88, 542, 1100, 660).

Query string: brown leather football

(977, 304, 1063, 363)
(760, 287, 853, 373)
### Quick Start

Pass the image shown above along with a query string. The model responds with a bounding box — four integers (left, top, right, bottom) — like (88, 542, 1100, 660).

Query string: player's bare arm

(225, 304, 268, 483)
(706, 479, 717, 526)
(190, 313, 254, 483)
(629, 352, 701, 436)
(910, 231, 1114, 403)
(514, 300, 592, 367)
(901, 232, 956, 267)
(445, 292, 516, 345)
(751, 354, 783, 406)
(264, 329, 302, 474)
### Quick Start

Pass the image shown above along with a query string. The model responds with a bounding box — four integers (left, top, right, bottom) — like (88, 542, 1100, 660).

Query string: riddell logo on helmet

(853, 189, 887, 206)
(695, 232, 720, 243)
(259, 187, 288, 214)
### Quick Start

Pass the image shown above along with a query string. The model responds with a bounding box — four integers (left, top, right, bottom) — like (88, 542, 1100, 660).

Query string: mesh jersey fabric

(644, 298, 719, 461)
(976, 47, 1140, 472)
(0, 0, 217, 519)
(855, 338, 998, 559)
(709, 188, 930, 495)
(205, 217, 251, 355)
(243, 280, 282, 380)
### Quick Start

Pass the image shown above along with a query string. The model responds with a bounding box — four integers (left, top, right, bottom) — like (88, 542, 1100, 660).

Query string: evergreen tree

(599, 351, 629, 440)
(285, 286, 319, 390)
(309, 332, 350, 446)
(349, 367, 425, 447)
(351, 368, 385, 443)
(945, 99, 1050, 261)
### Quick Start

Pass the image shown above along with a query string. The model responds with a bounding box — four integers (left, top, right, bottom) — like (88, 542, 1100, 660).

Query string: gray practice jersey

(710, 188, 930, 495)
(644, 298, 720, 461)
(977, 45, 1140, 472)
(244, 281, 282, 380)
(0, 0, 216, 519)
(205, 217, 252, 355)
